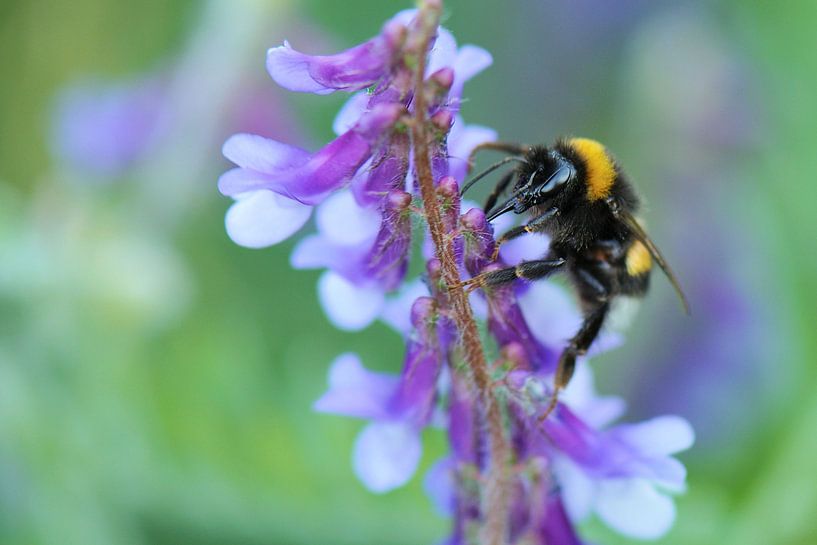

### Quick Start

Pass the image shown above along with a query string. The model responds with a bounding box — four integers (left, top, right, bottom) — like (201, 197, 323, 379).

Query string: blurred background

(1, 0, 816, 543)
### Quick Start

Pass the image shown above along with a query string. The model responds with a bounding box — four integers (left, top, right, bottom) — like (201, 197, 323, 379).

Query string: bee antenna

(460, 156, 526, 197)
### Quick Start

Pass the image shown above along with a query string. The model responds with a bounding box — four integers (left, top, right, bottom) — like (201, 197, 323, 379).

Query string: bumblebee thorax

(562, 138, 617, 202)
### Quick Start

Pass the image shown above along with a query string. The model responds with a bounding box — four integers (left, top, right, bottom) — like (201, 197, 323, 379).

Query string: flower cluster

(219, 8, 495, 332)
(219, 4, 694, 544)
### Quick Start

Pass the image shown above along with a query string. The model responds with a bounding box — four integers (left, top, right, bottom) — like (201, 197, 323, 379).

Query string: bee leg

(575, 269, 610, 301)
(539, 301, 610, 422)
(490, 207, 559, 261)
(483, 170, 515, 216)
(460, 257, 566, 293)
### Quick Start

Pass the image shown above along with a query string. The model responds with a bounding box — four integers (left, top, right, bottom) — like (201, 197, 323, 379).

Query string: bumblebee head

(486, 147, 576, 221)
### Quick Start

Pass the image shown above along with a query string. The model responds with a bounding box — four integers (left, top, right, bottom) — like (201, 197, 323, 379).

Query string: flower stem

(409, 2, 510, 544)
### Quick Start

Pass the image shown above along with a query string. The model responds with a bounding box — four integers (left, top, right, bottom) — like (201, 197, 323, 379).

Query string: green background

(1, 0, 816, 544)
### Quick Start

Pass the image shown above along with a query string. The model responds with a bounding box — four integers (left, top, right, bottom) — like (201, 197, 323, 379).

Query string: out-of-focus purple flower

(426, 27, 492, 114)
(51, 77, 167, 177)
(447, 116, 497, 183)
(502, 358, 691, 540)
(424, 456, 457, 516)
(503, 361, 693, 540)
(548, 407, 693, 539)
(437, 372, 483, 544)
(316, 272, 386, 332)
(379, 278, 430, 336)
(314, 352, 416, 492)
(621, 10, 771, 459)
(315, 297, 448, 492)
(433, 377, 589, 545)
(314, 352, 399, 420)
(538, 494, 585, 545)
(291, 189, 381, 278)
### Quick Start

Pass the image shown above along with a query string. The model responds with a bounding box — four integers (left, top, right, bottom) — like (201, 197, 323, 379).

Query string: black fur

(465, 138, 660, 397)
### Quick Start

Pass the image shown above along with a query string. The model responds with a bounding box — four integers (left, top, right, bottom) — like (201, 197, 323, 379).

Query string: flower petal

(389, 297, 445, 425)
(313, 353, 398, 420)
(501, 234, 548, 265)
(447, 118, 497, 182)
(224, 190, 311, 248)
(278, 104, 405, 204)
(594, 479, 676, 540)
(333, 92, 370, 135)
(217, 167, 274, 197)
(352, 421, 422, 493)
(267, 15, 404, 95)
(451, 45, 493, 96)
(317, 271, 384, 331)
(290, 234, 338, 270)
(613, 416, 695, 457)
(540, 494, 585, 545)
(380, 279, 428, 336)
(552, 455, 596, 523)
(267, 41, 339, 95)
(222, 133, 310, 173)
(561, 363, 625, 429)
(315, 190, 381, 246)
(426, 28, 459, 76)
(424, 457, 455, 516)
(519, 281, 583, 347)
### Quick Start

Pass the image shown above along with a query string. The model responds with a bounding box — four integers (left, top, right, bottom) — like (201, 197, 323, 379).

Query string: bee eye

(538, 164, 573, 194)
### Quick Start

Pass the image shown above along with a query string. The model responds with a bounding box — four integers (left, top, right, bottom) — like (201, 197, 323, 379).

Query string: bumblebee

(460, 138, 689, 416)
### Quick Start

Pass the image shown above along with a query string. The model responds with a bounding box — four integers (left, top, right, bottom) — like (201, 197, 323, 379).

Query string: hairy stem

(409, 2, 510, 544)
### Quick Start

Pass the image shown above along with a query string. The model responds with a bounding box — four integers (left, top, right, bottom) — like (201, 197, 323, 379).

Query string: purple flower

(314, 297, 448, 492)
(225, 189, 312, 249)
(460, 207, 559, 373)
(291, 188, 413, 330)
(538, 494, 585, 545)
(221, 7, 495, 253)
(437, 333, 584, 545)
(266, 11, 413, 95)
(447, 117, 497, 183)
(507, 360, 693, 540)
(221, 5, 696, 543)
(314, 353, 415, 492)
(379, 278, 430, 336)
(548, 409, 694, 539)
(219, 102, 404, 250)
(219, 103, 404, 206)
(433, 372, 484, 545)
(350, 131, 411, 206)
(51, 77, 167, 177)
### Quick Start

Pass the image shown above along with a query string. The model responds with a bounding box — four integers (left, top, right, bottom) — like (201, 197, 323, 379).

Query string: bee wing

(615, 207, 691, 314)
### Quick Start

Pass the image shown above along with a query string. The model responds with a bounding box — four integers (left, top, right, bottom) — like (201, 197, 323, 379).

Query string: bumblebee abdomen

(625, 240, 652, 276)
(618, 239, 651, 296)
